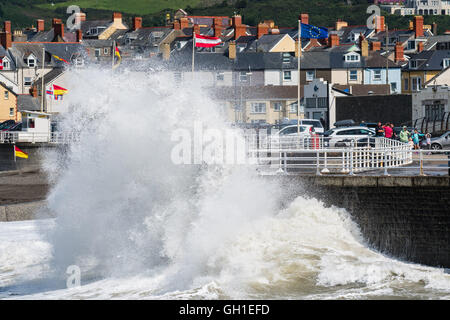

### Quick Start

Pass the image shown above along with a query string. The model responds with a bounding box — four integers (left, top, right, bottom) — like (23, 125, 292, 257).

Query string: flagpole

(192, 32, 195, 78)
(13, 144, 16, 163)
(112, 40, 116, 70)
(41, 47, 45, 113)
(297, 18, 301, 134)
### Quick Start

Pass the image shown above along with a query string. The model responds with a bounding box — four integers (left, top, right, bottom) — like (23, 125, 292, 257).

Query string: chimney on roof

(162, 43, 170, 60)
(229, 41, 236, 59)
(257, 23, 269, 39)
(193, 24, 200, 35)
(417, 41, 424, 53)
(173, 20, 181, 30)
(180, 17, 189, 29)
(361, 38, 369, 57)
(52, 18, 62, 28)
(113, 12, 122, 23)
(133, 17, 142, 31)
(232, 15, 242, 27)
(395, 43, 404, 62)
(37, 19, 45, 32)
(335, 19, 348, 31)
(414, 16, 424, 38)
(329, 34, 339, 47)
(371, 41, 381, 51)
(76, 29, 83, 42)
(300, 13, 309, 25)
(0, 31, 12, 49)
(432, 22, 437, 35)
(54, 22, 65, 41)
(213, 18, 222, 38)
(375, 16, 385, 33)
(3, 21, 11, 34)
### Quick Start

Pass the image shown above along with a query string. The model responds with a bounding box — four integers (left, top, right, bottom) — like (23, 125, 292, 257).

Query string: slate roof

(17, 95, 41, 112)
(406, 50, 450, 71)
(209, 85, 304, 101)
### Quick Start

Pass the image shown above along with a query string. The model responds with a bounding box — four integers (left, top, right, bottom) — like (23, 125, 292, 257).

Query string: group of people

(374, 122, 432, 151)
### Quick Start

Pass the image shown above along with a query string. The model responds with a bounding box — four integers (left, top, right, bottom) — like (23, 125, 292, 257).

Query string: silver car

(323, 126, 376, 148)
(430, 131, 450, 150)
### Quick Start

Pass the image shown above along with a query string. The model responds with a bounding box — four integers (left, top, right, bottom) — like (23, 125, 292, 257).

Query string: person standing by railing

(399, 126, 410, 143)
(376, 122, 384, 137)
(412, 129, 424, 152)
(425, 131, 432, 155)
(384, 123, 393, 139)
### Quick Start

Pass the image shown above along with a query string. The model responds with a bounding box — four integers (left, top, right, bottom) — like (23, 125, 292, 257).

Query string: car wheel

(431, 143, 442, 150)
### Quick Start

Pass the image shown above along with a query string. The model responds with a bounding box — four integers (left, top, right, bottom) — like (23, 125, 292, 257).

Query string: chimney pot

(133, 17, 142, 31)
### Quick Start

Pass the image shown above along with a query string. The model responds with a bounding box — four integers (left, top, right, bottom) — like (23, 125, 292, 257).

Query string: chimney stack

(361, 38, 369, 57)
(133, 17, 142, 31)
(257, 23, 269, 39)
(395, 43, 404, 62)
(229, 41, 236, 59)
(52, 18, 62, 28)
(173, 21, 181, 30)
(432, 22, 438, 35)
(3, 21, 11, 34)
(232, 15, 246, 40)
(54, 22, 65, 40)
(300, 13, 309, 25)
(37, 19, 45, 32)
(371, 41, 381, 51)
(232, 15, 242, 27)
(414, 16, 424, 38)
(0, 31, 12, 49)
(193, 24, 200, 35)
(180, 17, 189, 30)
(417, 41, 424, 53)
(329, 34, 339, 47)
(213, 18, 222, 38)
(375, 16, 385, 33)
(76, 29, 83, 42)
(335, 19, 348, 31)
(112, 12, 122, 23)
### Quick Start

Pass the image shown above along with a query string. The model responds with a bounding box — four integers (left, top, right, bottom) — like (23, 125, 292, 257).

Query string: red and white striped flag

(194, 34, 222, 48)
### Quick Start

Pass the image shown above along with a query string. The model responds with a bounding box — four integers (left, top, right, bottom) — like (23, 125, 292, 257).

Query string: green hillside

(0, 0, 449, 35)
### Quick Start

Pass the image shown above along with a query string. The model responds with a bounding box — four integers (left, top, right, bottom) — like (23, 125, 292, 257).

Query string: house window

(239, 72, 248, 82)
(290, 103, 298, 113)
(404, 78, 409, 91)
(104, 48, 109, 55)
(443, 58, 450, 69)
(251, 102, 266, 114)
(410, 60, 417, 69)
(89, 28, 98, 35)
(306, 71, 315, 81)
(4, 91, 8, 100)
(9, 108, 13, 117)
(3, 59, 10, 69)
(345, 53, 360, 62)
(391, 82, 397, 92)
(216, 72, 224, 81)
(95, 49, 101, 57)
(425, 104, 445, 120)
(27, 58, 35, 68)
(273, 102, 282, 112)
(407, 40, 415, 50)
(283, 71, 292, 81)
(373, 70, 382, 80)
(349, 70, 358, 81)
(24, 77, 32, 86)
(412, 77, 422, 91)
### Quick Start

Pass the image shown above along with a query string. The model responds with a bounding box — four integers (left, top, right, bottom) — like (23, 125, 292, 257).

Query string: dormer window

(410, 60, 418, 69)
(1, 57, 10, 70)
(282, 53, 291, 63)
(443, 58, 450, 69)
(27, 56, 36, 68)
(345, 53, 360, 62)
(89, 28, 98, 35)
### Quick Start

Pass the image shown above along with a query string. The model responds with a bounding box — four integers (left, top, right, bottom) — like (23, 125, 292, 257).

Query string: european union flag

(300, 23, 329, 39)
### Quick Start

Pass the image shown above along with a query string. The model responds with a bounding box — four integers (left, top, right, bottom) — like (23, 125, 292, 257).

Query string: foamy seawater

(1, 68, 450, 300)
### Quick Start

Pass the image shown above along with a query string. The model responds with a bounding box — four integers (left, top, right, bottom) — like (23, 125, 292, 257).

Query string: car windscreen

(280, 126, 305, 135)
(323, 129, 334, 137)
(301, 120, 322, 128)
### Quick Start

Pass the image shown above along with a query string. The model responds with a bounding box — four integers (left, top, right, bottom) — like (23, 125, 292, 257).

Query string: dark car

(360, 122, 378, 129)
(6, 122, 22, 131)
(334, 119, 356, 128)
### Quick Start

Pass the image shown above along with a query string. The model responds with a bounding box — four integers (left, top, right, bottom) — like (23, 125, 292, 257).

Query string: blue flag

(300, 23, 329, 39)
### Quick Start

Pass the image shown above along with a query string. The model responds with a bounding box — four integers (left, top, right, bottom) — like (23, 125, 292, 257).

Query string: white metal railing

(245, 135, 419, 175)
(0, 131, 80, 144)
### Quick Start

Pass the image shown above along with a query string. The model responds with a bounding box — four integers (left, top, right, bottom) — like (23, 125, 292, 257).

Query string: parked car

(334, 119, 356, 128)
(429, 131, 450, 150)
(323, 126, 375, 148)
(268, 124, 313, 147)
(6, 122, 22, 131)
(360, 122, 378, 129)
(287, 119, 324, 134)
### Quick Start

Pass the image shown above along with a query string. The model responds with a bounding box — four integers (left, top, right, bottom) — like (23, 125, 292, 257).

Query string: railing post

(316, 150, 320, 175)
(419, 151, 424, 176)
(322, 150, 330, 174)
(384, 150, 389, 176)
